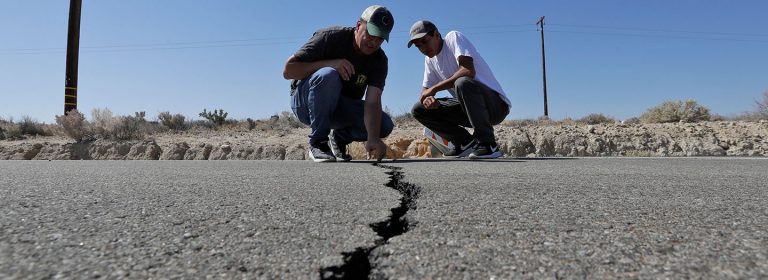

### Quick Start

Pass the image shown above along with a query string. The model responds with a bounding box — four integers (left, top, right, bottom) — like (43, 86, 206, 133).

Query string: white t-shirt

(423, 31, 511, 109)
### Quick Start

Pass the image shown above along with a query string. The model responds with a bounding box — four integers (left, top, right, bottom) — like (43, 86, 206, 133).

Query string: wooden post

(537, 16, 549, 118)
(64, 0, 82, 114)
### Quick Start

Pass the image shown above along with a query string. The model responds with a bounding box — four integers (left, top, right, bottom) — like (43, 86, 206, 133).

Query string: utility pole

(64, 0, 82, 114)
(536, 16, 549, 118)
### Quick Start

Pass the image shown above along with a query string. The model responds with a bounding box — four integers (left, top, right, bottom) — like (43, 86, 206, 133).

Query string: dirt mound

(2, 121, 766, 160)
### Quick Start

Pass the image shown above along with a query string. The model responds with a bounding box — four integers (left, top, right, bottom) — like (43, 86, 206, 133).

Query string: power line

(548, 30, 768, 43)
(0, 28, 537, 56)
(3, 22, 767, 56)
(549, 23, 768, 37)
(0, 36, 306, 52)
(2, 25, 535, 54)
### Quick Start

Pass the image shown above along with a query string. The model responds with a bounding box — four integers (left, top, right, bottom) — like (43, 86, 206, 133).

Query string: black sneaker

(328, 130, 351, 162)
(308, 141, 336, 162)
(443, 139, 477, 158)
(469, 142, 503, 159)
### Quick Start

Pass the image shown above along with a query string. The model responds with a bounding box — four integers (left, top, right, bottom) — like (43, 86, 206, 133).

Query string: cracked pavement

(1, 161, 398, 279)
(2, 158, 768, 279)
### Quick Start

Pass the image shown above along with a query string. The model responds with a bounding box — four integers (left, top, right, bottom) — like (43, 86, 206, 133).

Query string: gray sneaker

(328, 130, 352, 162)
(469, 142, 503, 159)
(443, 139, 477, 158)
(308, 142, 336, 162)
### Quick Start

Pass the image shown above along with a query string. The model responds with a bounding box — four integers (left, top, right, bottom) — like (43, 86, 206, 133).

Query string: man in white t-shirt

(407, 20, 511, 159)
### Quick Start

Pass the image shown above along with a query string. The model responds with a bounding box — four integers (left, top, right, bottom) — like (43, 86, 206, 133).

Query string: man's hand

(328, 59, 355, 81)
(419, 87, 437, 103)
(283, 56, 355, 81)
(365, 139, 387, 161)
(422, 96, 440, 109)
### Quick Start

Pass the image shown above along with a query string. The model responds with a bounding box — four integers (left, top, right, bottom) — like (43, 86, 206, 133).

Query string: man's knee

(455, 76, 476, 90)
(380, 113, 395, 138)
(310, 67, 342, 87)
(306, 67, 343, 106)
(411, 101, 428, 120)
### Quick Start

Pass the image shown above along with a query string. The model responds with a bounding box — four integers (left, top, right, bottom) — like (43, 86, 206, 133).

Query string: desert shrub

(91, 108, 120, 136)
(246, 112, 305, 133)
(381, 106, 410, 125)
(577, 113, 616, 125)
(282, 111, 304, 128)
(56, 109, 88, 141)
(623, 117, 641, 124)
(274, 111, 304, 130)
(639, 99, 711, 123)
(753, 91, 768, 120)
(199, 109, 228, 126)
(17, 116, 51, 136)
(560, 117, 578, 126)
(188, 119, 217, 130)
(393, 112, 419, 126)
(2, 125, 22, 140)
(111, 115, 146, 140)
(503, 117, 609, 127)
(0, 118, 8, 139)
(710, 114, 725, 121)
(501, 119, 538, 127)
(135, 111, 146, 121)
(158, 111, 186, 130)
(246, 118, 256, 130)
(0, 119, 13, 140)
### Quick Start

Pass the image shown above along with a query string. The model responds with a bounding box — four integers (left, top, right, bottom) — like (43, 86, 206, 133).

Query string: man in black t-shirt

(283, 5, 395, 163)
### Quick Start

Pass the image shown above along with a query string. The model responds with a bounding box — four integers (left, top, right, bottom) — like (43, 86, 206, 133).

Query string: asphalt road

(1, 158, 767, 279)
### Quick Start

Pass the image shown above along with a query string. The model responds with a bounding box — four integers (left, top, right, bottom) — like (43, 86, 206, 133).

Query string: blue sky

(2, 1, 767, 124)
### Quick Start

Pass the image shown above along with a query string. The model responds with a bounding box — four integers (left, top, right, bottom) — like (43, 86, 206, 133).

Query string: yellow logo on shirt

(355, 74, 367, 87)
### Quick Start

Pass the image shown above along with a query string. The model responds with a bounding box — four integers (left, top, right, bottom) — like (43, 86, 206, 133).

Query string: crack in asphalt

(319, 163, 421, 280)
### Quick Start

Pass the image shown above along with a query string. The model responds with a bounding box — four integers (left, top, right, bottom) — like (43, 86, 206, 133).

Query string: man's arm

(282, 55, 356, 81)
(420, 55, 476, 102)
(364, 86, 387, 160)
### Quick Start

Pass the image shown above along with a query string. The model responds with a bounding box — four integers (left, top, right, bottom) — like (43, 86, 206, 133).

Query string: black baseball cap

(408, 20, 437, 48)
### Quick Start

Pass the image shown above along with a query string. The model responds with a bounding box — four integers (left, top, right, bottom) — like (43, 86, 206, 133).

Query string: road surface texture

(1, 158, 766, 279)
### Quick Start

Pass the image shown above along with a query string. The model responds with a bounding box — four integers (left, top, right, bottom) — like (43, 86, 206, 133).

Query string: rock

(403, 139, 432, 158)
(209, 143, 233, 160)
(17, 143, 44, 160)
(128, 141, 162, 160)
(284, 144, 306, 160)
(259, 145, 286, 160)
(89, 140, 133, 160)
(161, 142, 190, 160)
(185, 143, 212, 160)
(386, 138, 415, 159)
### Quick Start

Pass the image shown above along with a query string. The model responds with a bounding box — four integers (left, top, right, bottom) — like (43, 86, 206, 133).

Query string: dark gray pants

(411, 77, 509, 145)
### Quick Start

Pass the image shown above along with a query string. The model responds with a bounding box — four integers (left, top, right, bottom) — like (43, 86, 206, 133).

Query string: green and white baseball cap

(360, 5, 394, 42)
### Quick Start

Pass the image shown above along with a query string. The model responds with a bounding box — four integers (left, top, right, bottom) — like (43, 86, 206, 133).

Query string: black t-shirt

(292, 26, 388, 100)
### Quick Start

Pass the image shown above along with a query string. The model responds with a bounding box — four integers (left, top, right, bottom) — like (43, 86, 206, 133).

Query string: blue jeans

(291, 67, 393, 146)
